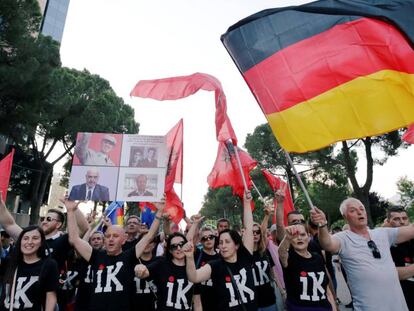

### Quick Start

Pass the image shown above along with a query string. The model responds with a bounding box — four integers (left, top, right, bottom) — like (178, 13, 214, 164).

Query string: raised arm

(135, 199, 165, 259)
(275, 190, 286, 242)
(310, 207, 340, 253)
(74, 133, 91, 164)
(65, 199, 93, 261)
(396, 224, 414, 244)
(260, 202, 273, 234)
(243, 191, 254, 254)
(186, 214, 204, 243)
(278, 225, 297, 267)
(0, 191, 22, 240)
(75, 207, 90, 237)
(183, 241, 212, 283)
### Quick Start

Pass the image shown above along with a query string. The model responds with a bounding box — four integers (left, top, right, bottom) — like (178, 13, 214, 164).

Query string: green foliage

(397, 176, 414, 208)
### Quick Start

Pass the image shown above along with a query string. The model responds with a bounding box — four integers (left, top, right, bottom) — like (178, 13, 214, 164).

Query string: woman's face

(290, 225, 309, 251)
(21, 229, 42, 257)
(169, 236, 186, 260)
(219, 232, 238, 260)
(253, 225, 261, 244)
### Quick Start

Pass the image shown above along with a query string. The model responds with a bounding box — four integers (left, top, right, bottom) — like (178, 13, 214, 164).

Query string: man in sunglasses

(310, 197, 414, 311)
(386, 207, 414, 310)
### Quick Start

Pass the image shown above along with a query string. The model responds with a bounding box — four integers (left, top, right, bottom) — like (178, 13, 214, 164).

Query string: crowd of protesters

(0, 189, 413, 311)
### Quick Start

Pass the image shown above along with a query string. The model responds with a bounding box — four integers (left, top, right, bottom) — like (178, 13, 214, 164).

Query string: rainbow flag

(105, 201, 124, 226)
(221, 0, 414, 153)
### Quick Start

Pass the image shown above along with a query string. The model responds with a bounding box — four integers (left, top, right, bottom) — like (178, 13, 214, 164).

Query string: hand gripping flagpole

(282, 150, 314, 209)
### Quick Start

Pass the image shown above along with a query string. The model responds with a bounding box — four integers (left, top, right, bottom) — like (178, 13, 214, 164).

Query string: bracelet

(318, 222, 328, 228)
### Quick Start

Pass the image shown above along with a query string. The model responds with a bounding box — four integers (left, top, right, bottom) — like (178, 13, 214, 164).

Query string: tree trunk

(30, 162, 53, 224)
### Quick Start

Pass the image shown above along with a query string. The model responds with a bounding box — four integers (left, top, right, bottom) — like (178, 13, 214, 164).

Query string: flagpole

(282, 150, 314, 209)
(232, 142, 249, 193)
(251, 180, 264, 200)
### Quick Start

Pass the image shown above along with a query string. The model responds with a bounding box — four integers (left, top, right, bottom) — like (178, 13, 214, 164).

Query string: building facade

(39, 0, 70, 43)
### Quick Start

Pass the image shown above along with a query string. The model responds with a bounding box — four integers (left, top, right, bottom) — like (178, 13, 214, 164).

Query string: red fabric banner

(0, 149, 14, 202)
(165, 119, 183, 192)
(165, 189, 184, 224)
(207, 142, 257, 198)
(138, 202, 157, 212)
(403, 125, 414, 144)
(130, 72, 237, 145)
(261, 169, 295, 225)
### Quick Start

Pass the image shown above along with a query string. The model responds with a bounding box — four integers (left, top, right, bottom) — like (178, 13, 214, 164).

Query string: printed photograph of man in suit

(69, 168, 110, 201)
(127, 174, 153, 197)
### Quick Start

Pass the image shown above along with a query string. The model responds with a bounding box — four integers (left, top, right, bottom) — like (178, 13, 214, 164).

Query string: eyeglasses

(169, 241, 186, 251)
(367, 240, 381, 259)
(200, 235, 216, 242)
(289, 219, 305, 225)
(253, 230, 261, 235)
(45, 216, 59, 222)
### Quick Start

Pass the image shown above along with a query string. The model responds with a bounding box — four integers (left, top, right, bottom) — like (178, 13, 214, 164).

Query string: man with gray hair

(69, 168, 110, 201)
(311, 197, 413, 310)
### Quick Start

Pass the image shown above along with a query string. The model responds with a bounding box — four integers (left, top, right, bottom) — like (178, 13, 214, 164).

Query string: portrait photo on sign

(120, 134, 167, 168)
(73, 132, 122, 166)
(116, 167, 166, 202)
(68, 166, 118, 201)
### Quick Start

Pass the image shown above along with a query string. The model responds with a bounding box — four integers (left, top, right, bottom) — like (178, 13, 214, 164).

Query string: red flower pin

(404, 257, 411, 263)
(168, 276, 175, 282)
(300, 271, 307, 277)
(98, 264, 105, 270)
(225, 276, 231, 282)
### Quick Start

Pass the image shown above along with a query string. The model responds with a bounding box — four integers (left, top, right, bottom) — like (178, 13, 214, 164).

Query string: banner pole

(232, 142, 249, 193)
(282, 150, 314, 209)
(251, 180, 264, 200)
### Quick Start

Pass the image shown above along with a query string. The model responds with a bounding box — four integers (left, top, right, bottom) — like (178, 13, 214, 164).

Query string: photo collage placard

(68, 132, 167, 202)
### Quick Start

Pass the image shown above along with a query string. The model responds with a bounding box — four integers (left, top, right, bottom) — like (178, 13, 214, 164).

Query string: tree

(397, 176, 414, 210)
(244, 123, 405, 226)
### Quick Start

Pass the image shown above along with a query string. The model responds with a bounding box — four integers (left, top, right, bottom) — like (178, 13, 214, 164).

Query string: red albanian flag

(130, 72, 237, 145)
(208, 141, 257, 198)
(165, 119, 183, 192)
(0, 149, 14, 201)
(165, 189, 184, 225)
(403, 125, 414, 144)
(261, 169, 295, 226)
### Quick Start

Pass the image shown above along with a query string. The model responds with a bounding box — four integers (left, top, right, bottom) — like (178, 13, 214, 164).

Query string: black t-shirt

(252, 250, 276, 308)
(133, 257, 159, 311)
(193, 249, 220, 310)
(147, 257, 193, 310)
(391, 240, 414, 310)
(0, 258, 59, 311)
(74, 258, 93, 311)
(208, 246, 257, 311)
(283, 250, 331, 309)
(46, 234, 72, 270)
(122, 238, 138, 251)
(87, 248, 138, 311)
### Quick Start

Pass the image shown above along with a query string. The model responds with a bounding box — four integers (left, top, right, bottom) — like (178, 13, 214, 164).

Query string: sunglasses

(45, 216, 59, 223)
(289, 219, 306, 225)
(253, 230, 261, 235)
(201, 235, 216, 242)
(169, 241, 186, 251)
(367, 240, 381, 259)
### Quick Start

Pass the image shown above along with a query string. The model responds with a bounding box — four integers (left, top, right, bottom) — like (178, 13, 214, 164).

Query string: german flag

(222, 0, 414, 153)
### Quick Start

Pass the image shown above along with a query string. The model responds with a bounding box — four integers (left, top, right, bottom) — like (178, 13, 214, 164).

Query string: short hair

(386, 206, 406, 220)
(200, 226, 214, 234)
(47, 208, 65, 224)
(166, 232, 187, 261)
(339, 198, 363, 216)
(217, 218, 230, 226)
(287, 210, 302, 218)
(126, 215, 140, 223)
